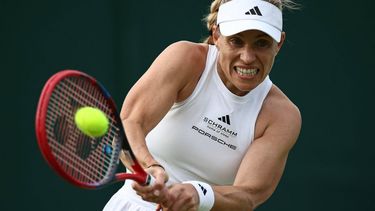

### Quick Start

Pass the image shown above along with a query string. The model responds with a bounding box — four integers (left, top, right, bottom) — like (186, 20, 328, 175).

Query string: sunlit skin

(213, 28, 285, 96)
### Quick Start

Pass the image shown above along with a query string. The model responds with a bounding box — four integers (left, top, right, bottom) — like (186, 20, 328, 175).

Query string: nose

(240, 47, 256, 64)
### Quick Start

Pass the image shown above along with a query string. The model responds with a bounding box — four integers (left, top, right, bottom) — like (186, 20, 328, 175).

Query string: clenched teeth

(235, 67, 258, 76)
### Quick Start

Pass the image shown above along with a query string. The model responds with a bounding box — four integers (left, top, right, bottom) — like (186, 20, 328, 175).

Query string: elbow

(120, 112, 150, 135)
(242, 186, 274, 210)
(243, 196, 256, 211)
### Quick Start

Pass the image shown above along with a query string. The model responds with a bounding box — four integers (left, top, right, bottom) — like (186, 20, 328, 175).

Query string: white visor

(217, 0, 283, 42)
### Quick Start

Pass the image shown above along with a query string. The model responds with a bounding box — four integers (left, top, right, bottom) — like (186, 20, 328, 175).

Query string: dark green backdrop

(1, 0, 374, 210)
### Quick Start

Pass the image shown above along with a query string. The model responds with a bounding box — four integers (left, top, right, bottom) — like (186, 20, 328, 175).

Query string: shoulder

(255, 84, 302, 147)
(148, 41, 209, 77)
(170, 41, 210, 102)
(162, 41, 209, 65)
(264, 85, 301, 122)
(153, 41, 209, 79)
(167, 40, 208, 53)
(148, 41, 211, 102)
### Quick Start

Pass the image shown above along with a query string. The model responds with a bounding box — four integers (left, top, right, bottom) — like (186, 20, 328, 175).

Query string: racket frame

(35, 70, 151, 189)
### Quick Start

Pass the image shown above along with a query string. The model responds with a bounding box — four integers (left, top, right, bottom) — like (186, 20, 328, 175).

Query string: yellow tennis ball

(74, 107, 109, 138)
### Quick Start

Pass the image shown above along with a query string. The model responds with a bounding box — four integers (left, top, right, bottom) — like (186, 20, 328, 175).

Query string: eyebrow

(256, 32, 271, 38)
(231, 31, 271, 38)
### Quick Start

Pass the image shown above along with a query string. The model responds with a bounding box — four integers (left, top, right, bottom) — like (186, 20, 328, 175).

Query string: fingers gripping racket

(35, 70, 154, 189)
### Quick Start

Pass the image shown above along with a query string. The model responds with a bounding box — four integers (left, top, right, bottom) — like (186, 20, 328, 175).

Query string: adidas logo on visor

(217, 0, 283, 42)
(245, 6, 262, 16)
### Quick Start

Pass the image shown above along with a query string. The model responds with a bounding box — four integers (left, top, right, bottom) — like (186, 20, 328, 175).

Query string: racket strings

(46, 110, 114, 179)
(45, 76, 121, 185)
(46, 130, 107, 183)
(47, 81, 110, 183)
(54, 78, 119, 183)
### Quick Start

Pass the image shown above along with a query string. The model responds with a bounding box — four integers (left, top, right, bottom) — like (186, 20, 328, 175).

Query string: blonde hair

(202, 0, 300, 44)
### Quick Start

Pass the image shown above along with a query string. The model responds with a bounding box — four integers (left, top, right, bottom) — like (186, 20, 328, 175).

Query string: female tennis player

(104, 0, 301, 210)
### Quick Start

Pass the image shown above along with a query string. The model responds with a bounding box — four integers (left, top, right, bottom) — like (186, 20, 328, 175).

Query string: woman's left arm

(212, 89, 302, 210)
(163, 87, 302, 211)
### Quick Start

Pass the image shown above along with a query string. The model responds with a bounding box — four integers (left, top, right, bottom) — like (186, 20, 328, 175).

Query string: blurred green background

(1, 0, 374, 210)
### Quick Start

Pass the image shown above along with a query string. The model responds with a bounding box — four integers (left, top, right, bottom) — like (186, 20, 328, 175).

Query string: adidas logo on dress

(218, 115, 231, 125)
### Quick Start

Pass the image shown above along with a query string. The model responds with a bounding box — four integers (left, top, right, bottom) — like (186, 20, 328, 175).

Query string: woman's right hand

(132, 164, 170, 206)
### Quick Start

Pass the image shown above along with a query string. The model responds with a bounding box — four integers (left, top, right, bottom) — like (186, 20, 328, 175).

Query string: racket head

(35, 70, 147, 189)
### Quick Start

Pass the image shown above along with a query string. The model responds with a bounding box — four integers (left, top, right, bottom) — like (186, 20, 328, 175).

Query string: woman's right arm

(119, 41, 208, 181)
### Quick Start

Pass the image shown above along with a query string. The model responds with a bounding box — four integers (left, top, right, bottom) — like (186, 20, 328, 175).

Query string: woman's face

(214, 28, 285, 96)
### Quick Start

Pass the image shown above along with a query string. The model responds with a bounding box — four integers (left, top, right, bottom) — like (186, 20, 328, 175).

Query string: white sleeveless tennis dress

(103, 45, 273, 211)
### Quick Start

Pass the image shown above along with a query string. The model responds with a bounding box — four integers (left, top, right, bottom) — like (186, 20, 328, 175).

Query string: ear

(276, 32, 286, 53)
(212, 25, 220, 45)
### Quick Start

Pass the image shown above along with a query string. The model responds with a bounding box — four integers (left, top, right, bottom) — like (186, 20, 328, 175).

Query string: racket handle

(145, 174, 156, 186)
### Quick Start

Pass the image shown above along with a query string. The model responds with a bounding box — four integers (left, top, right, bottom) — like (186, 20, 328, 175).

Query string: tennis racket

(35, 70, 155, 189)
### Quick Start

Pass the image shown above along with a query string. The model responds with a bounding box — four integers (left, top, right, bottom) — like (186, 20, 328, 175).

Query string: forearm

(120, 118, 157, 168)
(211, 186, 266, 211)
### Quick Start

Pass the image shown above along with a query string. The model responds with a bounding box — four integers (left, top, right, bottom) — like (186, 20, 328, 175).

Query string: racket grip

(145, 174, 156, 186)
